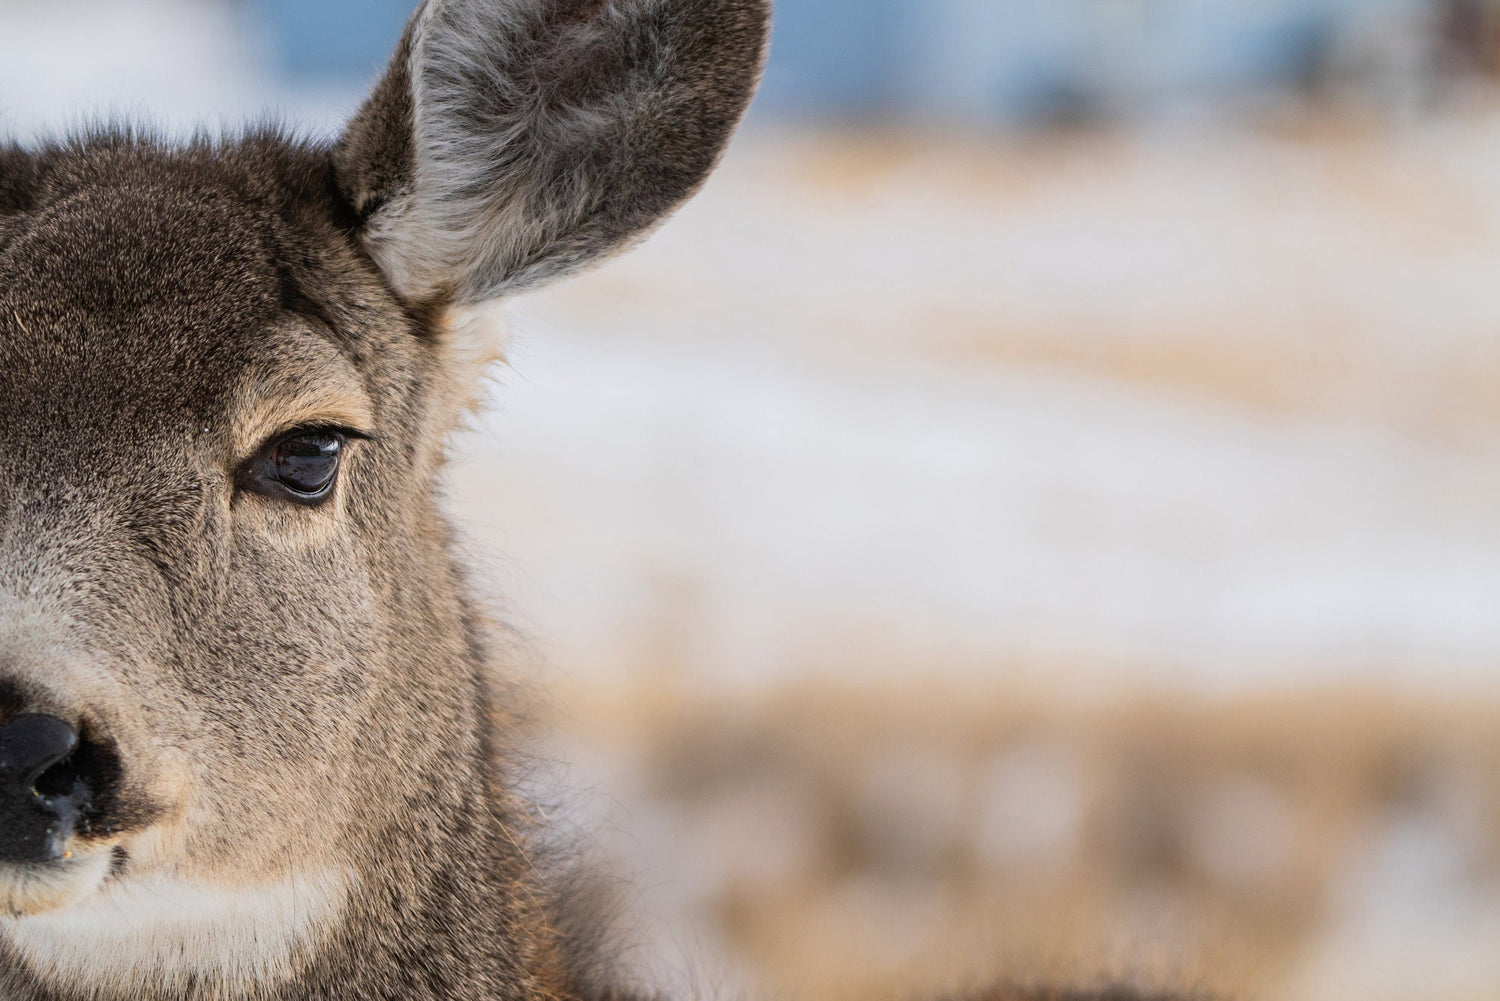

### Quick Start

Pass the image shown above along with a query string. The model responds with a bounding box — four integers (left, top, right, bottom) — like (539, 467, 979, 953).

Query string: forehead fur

(0, 131, 388, 432)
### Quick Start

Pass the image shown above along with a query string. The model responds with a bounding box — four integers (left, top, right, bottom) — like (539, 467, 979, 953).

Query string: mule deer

(0, 2, 1195, 999)
(0, 1, 764, 997)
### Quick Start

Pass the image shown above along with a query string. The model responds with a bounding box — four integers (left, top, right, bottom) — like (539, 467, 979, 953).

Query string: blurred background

(5, 1, 1500, 998)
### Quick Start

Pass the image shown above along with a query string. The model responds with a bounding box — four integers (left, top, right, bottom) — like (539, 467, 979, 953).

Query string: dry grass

(553, 678, 1500, 1001)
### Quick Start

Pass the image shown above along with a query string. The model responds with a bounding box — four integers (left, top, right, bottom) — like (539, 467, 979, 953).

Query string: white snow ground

(448, 124, 1500, 695)
(449, 306, 1500, 693)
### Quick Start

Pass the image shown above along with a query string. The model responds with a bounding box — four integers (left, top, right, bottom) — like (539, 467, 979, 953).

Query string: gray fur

(337, 0, 771, 304)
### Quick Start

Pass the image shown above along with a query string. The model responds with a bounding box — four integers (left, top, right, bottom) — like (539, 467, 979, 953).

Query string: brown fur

(0, 129, 560, 1001)
(0, 3, 1193, 1000)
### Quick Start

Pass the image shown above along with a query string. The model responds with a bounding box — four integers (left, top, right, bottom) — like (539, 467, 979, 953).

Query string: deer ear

(334, 0, 770, 306)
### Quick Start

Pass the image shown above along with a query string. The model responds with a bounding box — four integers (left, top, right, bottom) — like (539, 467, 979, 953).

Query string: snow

(443, 121, 1500, 694)
(449, 317, 1500, 692)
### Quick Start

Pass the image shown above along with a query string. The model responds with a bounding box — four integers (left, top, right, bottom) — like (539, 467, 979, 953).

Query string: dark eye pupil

(271, 433, 342, 496)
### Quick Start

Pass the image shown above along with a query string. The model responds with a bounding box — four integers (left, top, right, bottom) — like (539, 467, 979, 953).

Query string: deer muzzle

(0, 714, 94, 865)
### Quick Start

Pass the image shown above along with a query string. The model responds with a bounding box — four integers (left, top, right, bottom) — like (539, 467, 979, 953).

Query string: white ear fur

(435, 300, 511, 418)
(340, 0, 771, 306)
(359, 0, 552, 303)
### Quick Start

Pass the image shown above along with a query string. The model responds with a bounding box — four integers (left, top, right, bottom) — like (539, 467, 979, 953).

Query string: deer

(0, 1, 1197, 999)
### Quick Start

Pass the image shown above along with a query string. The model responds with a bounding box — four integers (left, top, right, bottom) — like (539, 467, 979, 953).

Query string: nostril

(31, 755, 80, 801)
(0, 714, 81, 798)
(0, 714, 113, 864)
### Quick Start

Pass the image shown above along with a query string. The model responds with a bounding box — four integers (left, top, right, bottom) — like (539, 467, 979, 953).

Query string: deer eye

(240, 429, 351, 505)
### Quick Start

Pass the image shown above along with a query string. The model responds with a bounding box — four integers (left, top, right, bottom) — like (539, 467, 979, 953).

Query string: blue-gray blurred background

(6, 0, 1495, 131)
(246, 0, 1500, 123)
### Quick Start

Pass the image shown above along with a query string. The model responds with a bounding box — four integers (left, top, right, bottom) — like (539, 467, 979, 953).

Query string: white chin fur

(0, 850, 112, 918)
(0, 866, 352, 997)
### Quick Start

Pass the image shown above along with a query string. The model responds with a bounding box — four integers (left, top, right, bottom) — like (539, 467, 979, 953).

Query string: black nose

(0, 714, 89, 864)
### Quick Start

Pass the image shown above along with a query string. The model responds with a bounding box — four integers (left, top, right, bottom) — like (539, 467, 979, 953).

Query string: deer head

(0, 1, 768, 998)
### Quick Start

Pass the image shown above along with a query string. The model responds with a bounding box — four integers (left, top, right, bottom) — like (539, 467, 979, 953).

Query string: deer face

(0, 148, 444, 929)
(0, 0, 767, 994)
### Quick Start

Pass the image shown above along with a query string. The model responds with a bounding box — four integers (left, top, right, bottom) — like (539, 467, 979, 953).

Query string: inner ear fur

(334, 0, 771, 307)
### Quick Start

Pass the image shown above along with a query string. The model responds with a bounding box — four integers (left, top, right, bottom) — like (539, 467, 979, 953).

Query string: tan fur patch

(229, 329, 376, 464)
